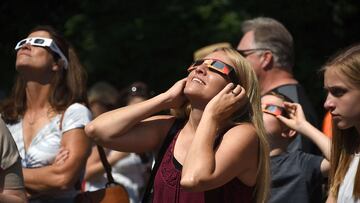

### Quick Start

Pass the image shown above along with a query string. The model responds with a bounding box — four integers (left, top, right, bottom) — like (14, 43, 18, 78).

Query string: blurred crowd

(1, 17, 360, 203)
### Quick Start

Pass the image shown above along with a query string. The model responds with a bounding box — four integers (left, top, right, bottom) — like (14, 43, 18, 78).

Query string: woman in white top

(323, 44, 360, 203)
(0, 25, 92, 202)
(277, 44, 360, 203)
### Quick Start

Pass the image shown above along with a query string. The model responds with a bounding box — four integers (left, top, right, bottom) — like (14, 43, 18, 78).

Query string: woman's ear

(52, 59, 65, 71)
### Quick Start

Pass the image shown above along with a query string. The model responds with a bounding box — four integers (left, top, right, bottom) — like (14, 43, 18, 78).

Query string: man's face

(237, 31, 263, 77)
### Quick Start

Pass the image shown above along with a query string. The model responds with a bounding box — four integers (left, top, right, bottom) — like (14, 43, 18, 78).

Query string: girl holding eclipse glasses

(1, 25, 91, 202)
(86, 47, 270, 203)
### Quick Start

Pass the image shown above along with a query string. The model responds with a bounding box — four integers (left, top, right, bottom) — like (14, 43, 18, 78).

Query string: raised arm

(85, 79, 188, 153)
(181, 84, 257, 191)
(277, 102, 331, 175)
(23, 128, 91, 193)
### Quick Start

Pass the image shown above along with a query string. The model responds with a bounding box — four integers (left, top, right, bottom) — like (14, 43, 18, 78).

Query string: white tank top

(337, 154, 360, 203)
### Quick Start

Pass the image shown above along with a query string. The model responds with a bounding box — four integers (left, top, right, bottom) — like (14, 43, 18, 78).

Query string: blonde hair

(220, 48, 270, 203)
(193, 42, 232, 61)
(322, 43, 360, 199)
(172, 47, 270, 202)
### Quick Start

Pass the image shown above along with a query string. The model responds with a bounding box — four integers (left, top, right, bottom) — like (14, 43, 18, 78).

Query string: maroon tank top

(152, 130, 254, 203)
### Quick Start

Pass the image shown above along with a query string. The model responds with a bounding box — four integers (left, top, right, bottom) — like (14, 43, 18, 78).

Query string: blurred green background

(1, 0, 359, 118)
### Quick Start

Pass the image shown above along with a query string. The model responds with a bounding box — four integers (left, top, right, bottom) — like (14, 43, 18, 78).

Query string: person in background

(0, 25, 92, 202)
(118, 81, 153, 106)
(319, 44, 360, 203)
(0, 118, 27, 203)
(261, 92, 330, 203)
(85, 48, 270, 203)
(237, 17, 319, 154)
(273, 44, 360, 203)
(87, 81, 120, 118)
(85, 81, 152, 203)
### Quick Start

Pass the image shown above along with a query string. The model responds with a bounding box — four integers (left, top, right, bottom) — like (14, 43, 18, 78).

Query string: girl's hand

(277, 102, 309, 131)
(164, 78, 188, 109)
(53, 147, 69, 165)
(204, 83, 248, 124)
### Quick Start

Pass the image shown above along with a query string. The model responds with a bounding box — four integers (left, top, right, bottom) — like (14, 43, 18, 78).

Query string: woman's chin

(335, 121, 352, 130)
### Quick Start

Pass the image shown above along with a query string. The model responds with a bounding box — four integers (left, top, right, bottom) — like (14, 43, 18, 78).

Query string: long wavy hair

(172, 47, 270, 203)
(1, 25, 88, 124)
(322, 43, 360, 199)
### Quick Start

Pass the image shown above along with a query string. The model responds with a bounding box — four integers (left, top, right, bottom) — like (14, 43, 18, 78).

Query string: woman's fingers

(231, 84, 242, 95)
(54, 148, 69, 165)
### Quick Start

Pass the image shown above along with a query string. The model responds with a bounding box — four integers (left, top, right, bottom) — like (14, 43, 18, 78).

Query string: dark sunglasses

(237, 48, 271, 57)
(262, 103, 288, 117)
(187, 59, 238, 84)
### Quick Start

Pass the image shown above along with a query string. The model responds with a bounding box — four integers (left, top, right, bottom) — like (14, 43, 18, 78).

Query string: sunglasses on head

(262, 104, 288, 117)
(15, 37, 69, 69)
(187, 59, 238, 84)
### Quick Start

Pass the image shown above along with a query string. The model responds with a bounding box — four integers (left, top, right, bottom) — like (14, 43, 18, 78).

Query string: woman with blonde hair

(86, 48, 269, 203)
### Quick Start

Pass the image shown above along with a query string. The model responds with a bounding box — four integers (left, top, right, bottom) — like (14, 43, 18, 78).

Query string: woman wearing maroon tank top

(86, 48, 270, 203)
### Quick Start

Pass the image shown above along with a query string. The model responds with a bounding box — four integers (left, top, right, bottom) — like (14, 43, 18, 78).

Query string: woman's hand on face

(53, 147, 69, 165)
(204, 83, 247, 123)
(164, 78, 188, 109)
(276, 102, 308, 131)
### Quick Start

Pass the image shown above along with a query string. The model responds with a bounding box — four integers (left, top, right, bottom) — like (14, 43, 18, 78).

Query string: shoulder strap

(58, 110, 116, 187)
(97, 145, 117, 186)
(141, 118, 185, 203)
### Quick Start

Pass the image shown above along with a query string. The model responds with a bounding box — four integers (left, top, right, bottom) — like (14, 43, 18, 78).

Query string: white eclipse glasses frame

(15, 37, 69, 69)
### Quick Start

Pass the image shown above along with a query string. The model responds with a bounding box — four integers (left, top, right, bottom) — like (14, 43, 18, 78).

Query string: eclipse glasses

(187, 59, 238, 84)
(15, 37, 69, 69)
(262, 104, 288, 117)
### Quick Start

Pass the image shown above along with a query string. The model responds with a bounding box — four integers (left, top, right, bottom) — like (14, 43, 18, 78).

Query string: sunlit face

(237, 31, 262, 77)
(261, 95, 287, 136)
(324, 69, 360, 130)
(184, 51, 234, 104)
(15, 31, 57, 72)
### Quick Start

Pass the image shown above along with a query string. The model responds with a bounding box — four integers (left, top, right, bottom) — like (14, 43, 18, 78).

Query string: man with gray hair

(237, 17, 322, 203)
(237, 17, 319, 154)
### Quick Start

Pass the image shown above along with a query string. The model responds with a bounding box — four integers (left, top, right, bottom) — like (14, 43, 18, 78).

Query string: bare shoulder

(223, 122, 258, 142)
(216, 122, 259, 184)
(219, 122, 259, 158)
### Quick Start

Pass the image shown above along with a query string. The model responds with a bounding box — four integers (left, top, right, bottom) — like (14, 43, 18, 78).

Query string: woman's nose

(324, 95, 335, 111)
(194, 64, 207, 75)
(21, 43, 31, 50)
